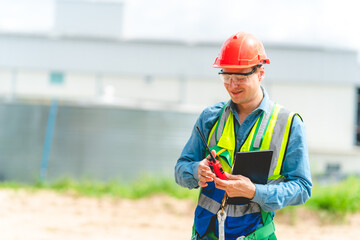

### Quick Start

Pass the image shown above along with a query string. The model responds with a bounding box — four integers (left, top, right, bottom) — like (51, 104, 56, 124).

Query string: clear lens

(220, 74, 249, 85)
(218, 65, 259, 85)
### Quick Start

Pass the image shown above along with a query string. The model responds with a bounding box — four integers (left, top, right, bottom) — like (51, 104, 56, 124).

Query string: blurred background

(0, 0, 360, 184)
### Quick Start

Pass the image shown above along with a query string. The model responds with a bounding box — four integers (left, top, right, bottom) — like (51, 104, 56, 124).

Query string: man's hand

(214, 172, 256, 199)
(197, 150, 216, 187)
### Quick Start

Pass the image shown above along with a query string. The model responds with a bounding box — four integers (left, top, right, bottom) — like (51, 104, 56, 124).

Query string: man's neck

(236, 89, 264, 124)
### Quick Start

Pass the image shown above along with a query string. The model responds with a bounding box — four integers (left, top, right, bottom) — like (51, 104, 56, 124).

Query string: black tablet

(227, 150, 273, 204)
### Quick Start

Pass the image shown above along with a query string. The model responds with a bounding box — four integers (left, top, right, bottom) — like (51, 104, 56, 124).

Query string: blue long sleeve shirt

(175, 87, 312, 212)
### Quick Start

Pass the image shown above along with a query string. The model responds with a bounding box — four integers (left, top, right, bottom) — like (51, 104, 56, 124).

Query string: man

(175, 32, 312, 240)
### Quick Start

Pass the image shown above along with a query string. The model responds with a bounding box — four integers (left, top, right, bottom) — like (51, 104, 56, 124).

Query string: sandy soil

(1, 189, 359, 240)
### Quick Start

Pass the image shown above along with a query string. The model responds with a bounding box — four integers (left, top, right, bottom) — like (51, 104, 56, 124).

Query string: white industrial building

(0, 0, 359, 181)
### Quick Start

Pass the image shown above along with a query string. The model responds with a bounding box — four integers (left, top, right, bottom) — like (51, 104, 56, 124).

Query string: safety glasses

(218, 65, 260, 84)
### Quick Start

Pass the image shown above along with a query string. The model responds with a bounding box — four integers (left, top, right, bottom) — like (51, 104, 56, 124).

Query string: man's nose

(229, 78, 239, 87)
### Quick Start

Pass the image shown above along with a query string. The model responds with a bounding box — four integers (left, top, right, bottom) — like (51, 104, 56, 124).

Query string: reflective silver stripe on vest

(209, 101, 232, 148)
(267, 107, 291, 182)
(198, 193, 221, 214)
(268, 177, 285, 185)
(198, 193, 262, 217)
(253, 102, 275, 148)
(226, 202, 261, 217)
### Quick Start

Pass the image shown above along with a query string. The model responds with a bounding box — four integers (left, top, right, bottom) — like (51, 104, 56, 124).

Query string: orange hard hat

(213, 32, 270, 69)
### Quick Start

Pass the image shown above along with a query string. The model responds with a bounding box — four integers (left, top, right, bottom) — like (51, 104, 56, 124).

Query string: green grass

(305, 176, 360, 217)
(1, 175, 360, 218)
(0, 175, 200, 201)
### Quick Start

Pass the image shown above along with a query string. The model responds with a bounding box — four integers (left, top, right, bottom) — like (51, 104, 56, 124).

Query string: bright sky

(0, 0, 359, 56)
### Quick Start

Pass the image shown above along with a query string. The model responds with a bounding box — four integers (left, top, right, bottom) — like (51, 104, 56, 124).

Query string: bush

(305, 176, 360, 217)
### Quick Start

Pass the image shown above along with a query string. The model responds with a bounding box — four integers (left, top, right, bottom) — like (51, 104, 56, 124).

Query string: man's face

(222, 66, 264, 106)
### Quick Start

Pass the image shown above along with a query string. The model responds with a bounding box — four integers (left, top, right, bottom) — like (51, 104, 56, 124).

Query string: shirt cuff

(192, 161, 200, 181)
(252, 184, 268, 207)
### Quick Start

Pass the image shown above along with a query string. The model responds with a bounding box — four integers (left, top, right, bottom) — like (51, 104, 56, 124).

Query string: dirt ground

(1, 189, 359, 240)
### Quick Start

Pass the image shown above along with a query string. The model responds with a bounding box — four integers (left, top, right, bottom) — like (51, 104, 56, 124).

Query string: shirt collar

(258, 85, 272, 113)
(228, 85, 272, 115)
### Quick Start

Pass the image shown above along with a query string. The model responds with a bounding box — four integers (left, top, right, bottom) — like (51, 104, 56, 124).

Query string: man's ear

(258, 66, 265, 82)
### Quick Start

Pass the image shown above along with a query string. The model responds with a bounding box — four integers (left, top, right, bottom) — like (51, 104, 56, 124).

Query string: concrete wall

(268, 82, 357, 152)
(0, 68, 229, 110)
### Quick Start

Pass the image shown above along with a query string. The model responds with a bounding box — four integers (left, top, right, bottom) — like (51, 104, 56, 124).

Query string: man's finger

(199, 165, 212, 173)
(206, 150, 217, 160)
(199, 174, 213, 182)
(225, 172, 242, 180)
(210, 150, 217, 159)
(198, 181, 208, 188)
(214, 177, 227, 189)
(215, 182, 226, 191)
(199, 167, 215, 178)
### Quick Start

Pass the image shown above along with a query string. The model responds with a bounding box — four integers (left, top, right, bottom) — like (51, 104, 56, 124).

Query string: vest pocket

(194, 206, 215, 238)
(195, 182, 225, 237)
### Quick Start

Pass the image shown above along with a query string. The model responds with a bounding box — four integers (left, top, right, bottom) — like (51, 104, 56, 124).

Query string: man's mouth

(231, 90, 243, 95)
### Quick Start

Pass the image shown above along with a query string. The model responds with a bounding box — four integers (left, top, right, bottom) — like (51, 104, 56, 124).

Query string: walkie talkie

(196, 126, 227, 180)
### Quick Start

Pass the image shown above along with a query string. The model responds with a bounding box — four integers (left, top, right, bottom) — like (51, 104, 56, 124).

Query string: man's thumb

(207, 150, 216, 160)
(210, 150, 217, 158)
(224, 172, 239, 180)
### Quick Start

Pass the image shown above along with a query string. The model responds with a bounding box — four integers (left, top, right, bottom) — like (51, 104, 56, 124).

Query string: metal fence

(0, 100, 198, 183)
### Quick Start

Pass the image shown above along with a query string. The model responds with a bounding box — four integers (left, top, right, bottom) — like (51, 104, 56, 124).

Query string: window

(50, 72, 64, 85)
(144, 75, 154, 84)
(356, 88, 360, 146)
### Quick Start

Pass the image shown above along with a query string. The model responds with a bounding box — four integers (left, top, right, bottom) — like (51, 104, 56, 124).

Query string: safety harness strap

(243, 221, 275, 240)
(243, 210, 276, 240)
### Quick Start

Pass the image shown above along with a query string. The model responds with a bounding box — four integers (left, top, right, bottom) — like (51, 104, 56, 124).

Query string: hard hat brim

(212, 63, 260, 69)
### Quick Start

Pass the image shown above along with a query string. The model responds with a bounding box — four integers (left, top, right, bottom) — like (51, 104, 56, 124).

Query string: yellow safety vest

(207, 101, 299, 181)
(193, 100, 301, 239)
